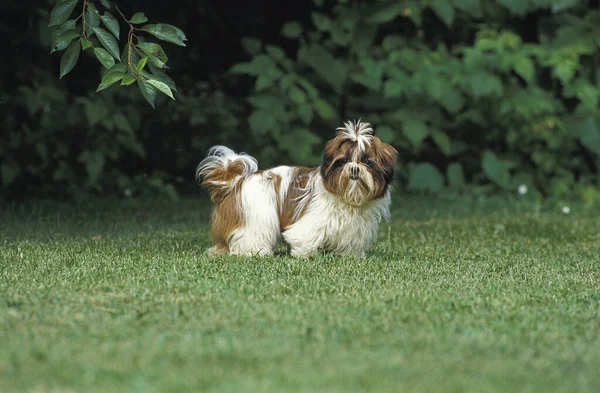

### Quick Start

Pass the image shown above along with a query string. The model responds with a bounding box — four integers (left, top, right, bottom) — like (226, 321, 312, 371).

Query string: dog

(196, 120, 398, 257)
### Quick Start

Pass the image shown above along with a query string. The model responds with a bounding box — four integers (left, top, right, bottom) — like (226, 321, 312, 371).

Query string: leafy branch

(49, 0, 186, 107)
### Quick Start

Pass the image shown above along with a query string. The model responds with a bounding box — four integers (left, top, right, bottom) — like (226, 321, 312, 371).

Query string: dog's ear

(379, 143, 398, 184)
(320, 138, 338, 178)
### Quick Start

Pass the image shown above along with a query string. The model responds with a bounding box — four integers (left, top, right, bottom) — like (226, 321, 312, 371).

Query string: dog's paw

(206, 246, 228, 256)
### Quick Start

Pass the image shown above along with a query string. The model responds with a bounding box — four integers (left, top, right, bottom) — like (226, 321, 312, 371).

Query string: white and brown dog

(197, 120, 398, 257)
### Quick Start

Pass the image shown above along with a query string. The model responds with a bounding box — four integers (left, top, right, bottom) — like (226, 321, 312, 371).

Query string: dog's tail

(196, 145, 258, 202)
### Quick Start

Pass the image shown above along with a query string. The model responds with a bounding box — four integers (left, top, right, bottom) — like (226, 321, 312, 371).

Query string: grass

(1, 195, 599, 393)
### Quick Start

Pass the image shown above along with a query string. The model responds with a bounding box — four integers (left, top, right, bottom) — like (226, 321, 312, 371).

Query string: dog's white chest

(283, 188, 391, 256)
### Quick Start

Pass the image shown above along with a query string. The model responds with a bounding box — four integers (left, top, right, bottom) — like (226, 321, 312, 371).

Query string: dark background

(1, 0, 600, 203)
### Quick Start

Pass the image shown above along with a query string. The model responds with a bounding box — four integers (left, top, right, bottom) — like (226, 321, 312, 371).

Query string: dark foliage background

(1, 0, 600, 203)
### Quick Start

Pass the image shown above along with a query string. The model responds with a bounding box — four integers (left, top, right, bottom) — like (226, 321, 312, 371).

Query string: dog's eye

(336, 158, 348, 166)
(364, 159, 375, 167)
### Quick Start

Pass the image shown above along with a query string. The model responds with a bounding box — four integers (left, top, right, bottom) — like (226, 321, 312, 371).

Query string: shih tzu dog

(196, 120, 398, 258)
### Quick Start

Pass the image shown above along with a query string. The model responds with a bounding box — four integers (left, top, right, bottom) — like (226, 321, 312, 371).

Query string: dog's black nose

(350, 166, 359, 180)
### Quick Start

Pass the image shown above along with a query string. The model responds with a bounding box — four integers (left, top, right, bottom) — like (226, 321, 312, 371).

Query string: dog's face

(320, 121, 398, 206)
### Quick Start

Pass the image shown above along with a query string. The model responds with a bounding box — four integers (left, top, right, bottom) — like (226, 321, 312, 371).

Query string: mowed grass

(1, 196, 599, 393)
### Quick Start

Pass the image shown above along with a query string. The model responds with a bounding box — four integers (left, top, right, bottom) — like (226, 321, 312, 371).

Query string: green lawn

(1, 196, 599, 393)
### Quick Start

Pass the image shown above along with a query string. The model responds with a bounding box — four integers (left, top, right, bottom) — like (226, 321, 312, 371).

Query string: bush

(230, 0, 600, 201)
(1, 69, 241, 198)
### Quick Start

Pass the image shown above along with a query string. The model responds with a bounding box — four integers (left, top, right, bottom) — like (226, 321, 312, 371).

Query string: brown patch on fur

(320, 138, 357, 178)
(320, 137, 358, 197)
(209, 179, 245, 253)
(200, 161, 248, 203)
(367, 138, 398, 197)
(279, 167, 316, 231)
(271, 172, 282, 197)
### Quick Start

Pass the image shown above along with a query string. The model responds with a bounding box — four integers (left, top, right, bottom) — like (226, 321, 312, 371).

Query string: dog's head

(320, 120, 398, 206)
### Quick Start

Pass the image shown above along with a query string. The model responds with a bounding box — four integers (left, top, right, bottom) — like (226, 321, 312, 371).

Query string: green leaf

(383, 80, 403, 97)
(107, 62, 127, 73)
(52, 28, 80, 53)
(1, 163, 17, 186)
(297, 103, 314, 125)
(468, 72, 503, 98)
(99, 0, 111, 8)
(446, 163, 465, 189)
(121, 74, 137, 86)
(255, 76, 275, 91)
(330, 21, 352, 46)
(248, 110, 278, 134)
(279, 74, 294, 91)
(85, 8, 101, 37)
(241, 37, 262, 55)
(432, 130, 451, 156)
(382, 35, 404, 52)
(146, 79, 174, 99)
(79, 150, 105, 183)
(452, 0, 482, 17)
(376, 125, 395, 143)
(578, 117, 600, 156)
(80, 37, 93, 50)
(403, 119, 429, 147)
(49, 0, 79, 27)
(93, 47, 115, 69)
(266, 45, 286, 62)
(129, 12, 148, 24)
(59, 41, 81, 78)
(497, 0, 528, 16)
(281, 21, 302, 38)
(248, 95, 283, 110)
(230, 62, 255, 74)
(96, 63, 126, 91)
(351, 57, 383, 91)
(93, 27, 121, 60)
(429, 0, 454, 26)
(144, 54, 167, 69)
(313, 98, 337, 120)
(551, 0, 579, 13)
(280, 128, 321, 163)
(368, 3, 407, 24)
(58, 28, 81, 44)
(408, 163, 444, 193)
(100, 12, 120, 39)
(83, 99, 108, 127)
(147, 64, 177, 92)
(566, 79, 600, 111)
(96, 73, 125, 92)
(113, 113, 133, 133)
(231, 55, 282, 81)
(140, 24, 187, 46)
(50, 20, 76, 52)
(137, 79, 157, 108)
(296, 78, 319, 99)
(553, 59, 577, 84)
(482, 150, 510, 187)
(289, 86, 307, 104)
(311, 12, 330, 31)
(298, 45, 346, 92)
(437, 84, 464, 114)
(512, 54, 534, 83)
(137, 57, 148, 72)
(137, 42, 168, 64)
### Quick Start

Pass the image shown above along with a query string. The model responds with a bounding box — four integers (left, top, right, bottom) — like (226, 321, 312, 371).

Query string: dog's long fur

(197, 120, 398, 257)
